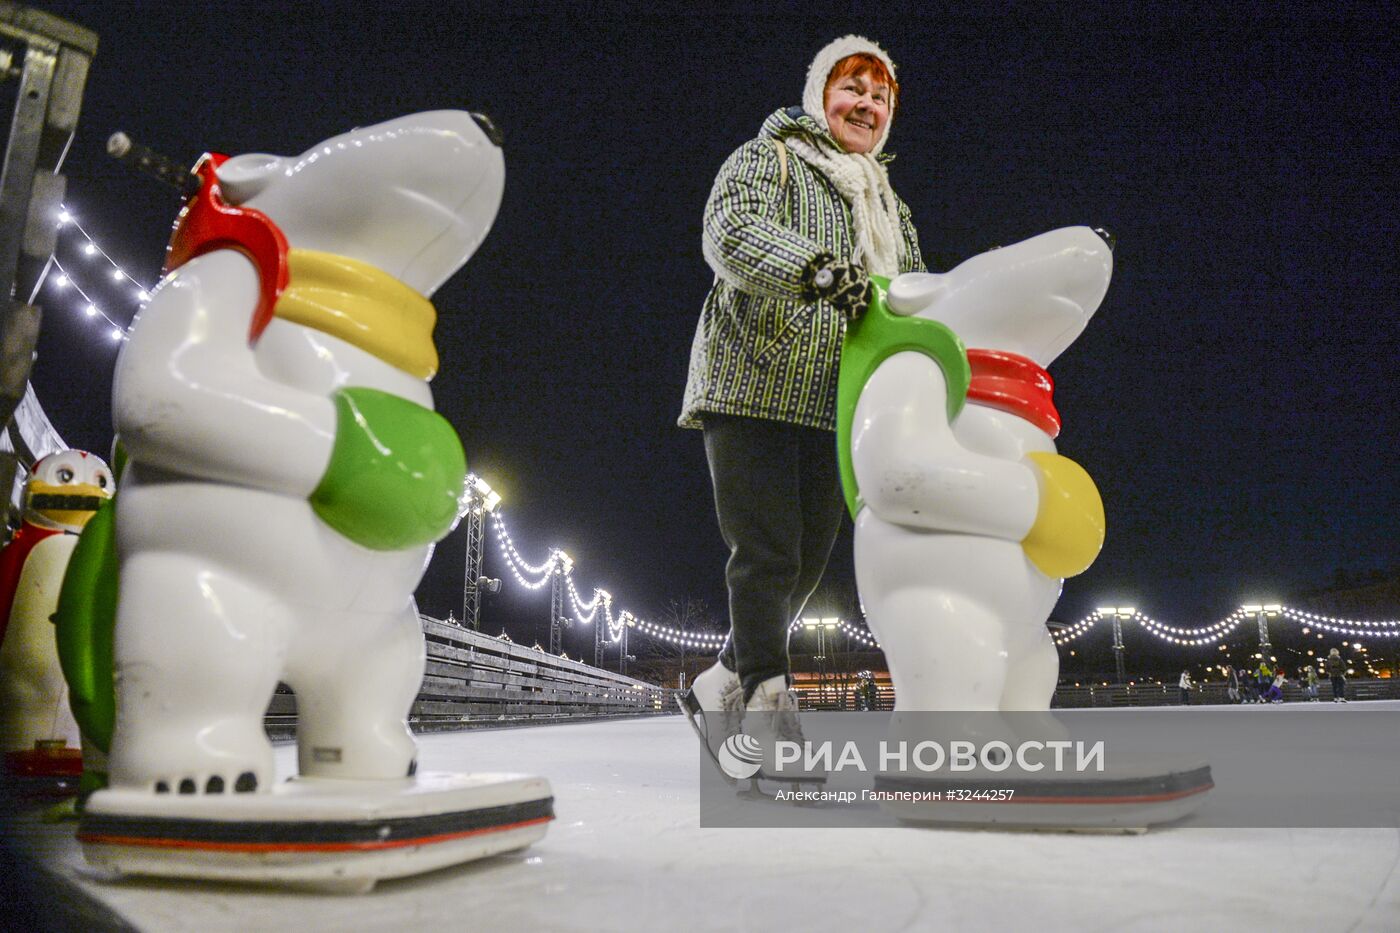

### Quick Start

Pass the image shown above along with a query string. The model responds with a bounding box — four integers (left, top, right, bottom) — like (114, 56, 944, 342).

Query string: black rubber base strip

(78, 796, 553, 847)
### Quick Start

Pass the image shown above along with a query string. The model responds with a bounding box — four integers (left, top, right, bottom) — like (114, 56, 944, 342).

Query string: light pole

(1097, 607, 1136, 684)
(548, 550, 573, 655)
(593, 590, 610, 669)
(621, 617, 634, 678)
(461, 474, 502, 630)
(1242, 603, 1281, 654)
(802, 617, 840, 709)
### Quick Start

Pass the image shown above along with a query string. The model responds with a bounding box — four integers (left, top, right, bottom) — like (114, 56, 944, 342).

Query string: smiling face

(824, 66, 892, 154)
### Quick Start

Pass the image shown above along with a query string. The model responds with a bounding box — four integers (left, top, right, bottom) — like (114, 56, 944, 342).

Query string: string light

(1051, 611, 1102, 645)
(839, 621, 880, 649)
(1135, 608, 1248, 646)
(40, 203, 156, 345)
(50, 257, 131, 339)
(490, 511, 558, 588)
(564, 575, 601, 624)
(1052, 605, 1399, 649)
(1281, 606, 1400, 639)
(60, 204, 152, 292)
(365, 450, 1400, 666)
(489, 499, 1399, 667)
(487, 507, 726, 650)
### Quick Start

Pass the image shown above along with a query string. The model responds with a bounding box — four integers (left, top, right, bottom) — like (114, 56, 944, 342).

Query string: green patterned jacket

(678, 107, 925, 431)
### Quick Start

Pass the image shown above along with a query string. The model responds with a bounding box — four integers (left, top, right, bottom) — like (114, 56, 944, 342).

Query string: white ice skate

(736, 676, 828, 800)
(677, 659, 744, 784)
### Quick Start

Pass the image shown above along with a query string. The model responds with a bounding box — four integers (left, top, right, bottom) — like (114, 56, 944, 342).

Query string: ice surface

(13, 705, 1400, 932)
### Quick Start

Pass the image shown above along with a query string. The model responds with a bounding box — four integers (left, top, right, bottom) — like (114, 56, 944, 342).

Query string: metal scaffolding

(461, 501, 486, 630)
(594, 612, 605, 668)
(549, 562, 566, 656)
(459, 475, 501, 630)
(0, 4, 97, 525)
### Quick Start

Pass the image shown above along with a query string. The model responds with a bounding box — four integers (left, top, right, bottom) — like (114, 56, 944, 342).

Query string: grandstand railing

(1051, 678, 1400, 708)
(793, 679, 1400, 710)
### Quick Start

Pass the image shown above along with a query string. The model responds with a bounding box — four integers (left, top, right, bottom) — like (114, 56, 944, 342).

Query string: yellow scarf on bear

(273, 249, 438, 380)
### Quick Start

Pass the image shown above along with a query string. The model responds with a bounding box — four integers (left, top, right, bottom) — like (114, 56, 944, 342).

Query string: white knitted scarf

(784, 134, 905, 277)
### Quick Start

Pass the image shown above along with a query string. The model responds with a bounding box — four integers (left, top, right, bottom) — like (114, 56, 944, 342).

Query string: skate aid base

(77, 771, 553, 893)
(874, 764, 1212, 832)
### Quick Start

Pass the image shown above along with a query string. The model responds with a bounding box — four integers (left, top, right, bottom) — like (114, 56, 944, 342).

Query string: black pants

(703, 413, 845, 699)
(1331, 675, 1346, 699)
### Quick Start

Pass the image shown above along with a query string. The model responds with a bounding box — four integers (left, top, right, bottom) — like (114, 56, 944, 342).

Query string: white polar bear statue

(78, 112, 551, 889)
(844, 226, 1112, 714)
(109, 111, 502, 791)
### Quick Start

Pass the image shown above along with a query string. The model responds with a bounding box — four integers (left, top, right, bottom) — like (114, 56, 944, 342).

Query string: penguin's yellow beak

(25, 482, 112, 530)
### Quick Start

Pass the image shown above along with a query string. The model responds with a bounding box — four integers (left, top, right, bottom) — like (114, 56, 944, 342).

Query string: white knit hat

(802, 35, 898, 154)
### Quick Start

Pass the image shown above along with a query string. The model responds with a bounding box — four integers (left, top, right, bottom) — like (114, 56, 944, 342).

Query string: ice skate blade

(77, 771, 553, 892)
(874, 765, 1212, 831)
(677, 691, 738, 786)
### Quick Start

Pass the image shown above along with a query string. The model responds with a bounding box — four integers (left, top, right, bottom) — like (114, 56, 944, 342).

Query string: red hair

(824, 53, 899, 113)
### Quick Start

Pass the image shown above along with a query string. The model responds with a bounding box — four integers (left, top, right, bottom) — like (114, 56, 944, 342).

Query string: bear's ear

(216, 154, 286, 204)
(886, 272, 947, 317)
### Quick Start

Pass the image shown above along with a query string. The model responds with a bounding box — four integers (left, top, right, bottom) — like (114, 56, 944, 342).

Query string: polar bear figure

(849, 226, 1111, 713)
(108, 111, 502, 795)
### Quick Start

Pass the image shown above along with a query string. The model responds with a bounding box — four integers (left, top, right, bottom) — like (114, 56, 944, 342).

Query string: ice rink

(12, 707, 1400, 932)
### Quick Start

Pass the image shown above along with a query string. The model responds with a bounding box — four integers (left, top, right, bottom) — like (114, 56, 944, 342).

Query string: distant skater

(1303, 664, 1319, 702)
(1327, 648, 1348, 702)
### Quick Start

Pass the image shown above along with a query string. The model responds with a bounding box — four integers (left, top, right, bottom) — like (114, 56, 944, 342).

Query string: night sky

(21, 1, 1398, 659)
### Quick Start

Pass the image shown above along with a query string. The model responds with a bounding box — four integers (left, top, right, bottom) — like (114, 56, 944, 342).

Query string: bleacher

(264, 615, 678, 739)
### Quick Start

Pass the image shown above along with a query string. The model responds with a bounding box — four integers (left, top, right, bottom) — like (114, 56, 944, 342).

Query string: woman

(1178, 670, 1192, 705)
(678, 36, 923, 733)
(1326, 647, 1348, 702)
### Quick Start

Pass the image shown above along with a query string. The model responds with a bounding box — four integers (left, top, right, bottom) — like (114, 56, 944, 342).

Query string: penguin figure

(0, 449, 114, 775)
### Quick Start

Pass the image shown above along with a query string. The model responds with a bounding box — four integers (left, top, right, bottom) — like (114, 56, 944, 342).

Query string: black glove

(801, 252, 873, 320)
